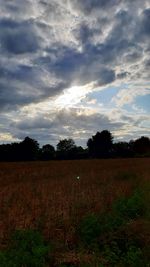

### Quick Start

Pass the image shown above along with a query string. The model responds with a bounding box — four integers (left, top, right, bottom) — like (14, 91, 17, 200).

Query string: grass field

(0, 158, 150, 266)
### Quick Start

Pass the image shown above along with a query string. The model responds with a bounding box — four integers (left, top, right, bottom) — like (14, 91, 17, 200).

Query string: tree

(87, 130, 113, 158)
(40, 144, 55, 160)
(56, 138, 76, 159)
(133, 136, 150, 155)
(113, 141, 134, 158)
(20, 137, 39, 161)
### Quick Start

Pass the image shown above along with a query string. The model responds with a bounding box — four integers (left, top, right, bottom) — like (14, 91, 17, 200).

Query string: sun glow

(55, 83, 95, 108)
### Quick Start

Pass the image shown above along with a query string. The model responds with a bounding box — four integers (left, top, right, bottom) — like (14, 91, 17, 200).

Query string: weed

(122, 245, 144, 267)
(103, 241, 122, 266)
(78, 214, 101, 247)
(103, 242, 146, 267)
(0, 229, 51, 267)
(113, 189, 145, 220)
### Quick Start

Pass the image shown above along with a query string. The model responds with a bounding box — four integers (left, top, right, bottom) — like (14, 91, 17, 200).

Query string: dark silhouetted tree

(75, 146, 88, 159)
(20, 136, 39, 161)
(56, 138, 76, 159)
(87, 130, 113, 158)
(113, 141, 134, 158)
(133, 136, 150, 156)
(40, 144, 55, 160)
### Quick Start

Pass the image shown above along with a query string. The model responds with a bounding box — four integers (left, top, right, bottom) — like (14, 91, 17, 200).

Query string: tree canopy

(0, 132, 149, 161)
(87, 130, 113, 158)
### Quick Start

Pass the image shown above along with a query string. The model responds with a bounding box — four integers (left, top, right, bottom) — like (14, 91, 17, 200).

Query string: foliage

(87, 130, 113, 158)
(40, 144, 55, 160)
(56, 138, 77, 159)
(99, 212, 125, 233)
(133, 136, 150, 155)
(113, 189, 145, 220)
(122, 245, 144, 267)
(20, 137, 40, 161)
(113, 142, 134, 158)
(78, 213, 101, 246)
(103, 241, 122, 266)
(0, 131, 150, 161)
(103, 242, 146, 267)
(0, 229, 50, 267)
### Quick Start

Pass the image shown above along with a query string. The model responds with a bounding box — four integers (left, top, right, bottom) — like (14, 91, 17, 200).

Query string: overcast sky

(0, 0, 150, 147)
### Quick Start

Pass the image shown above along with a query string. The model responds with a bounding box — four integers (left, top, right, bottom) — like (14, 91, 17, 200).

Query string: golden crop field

(0, 158, 150, 266)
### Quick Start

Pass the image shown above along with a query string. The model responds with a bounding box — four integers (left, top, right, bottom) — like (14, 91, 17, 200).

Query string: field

(0, 158, 150, 266)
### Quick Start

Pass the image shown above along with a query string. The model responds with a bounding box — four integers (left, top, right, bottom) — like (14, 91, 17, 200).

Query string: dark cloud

(72, 0, 121, 14)
(75, 23, 101, 46)
(117, 71, 130, 79)
(37, 43, 116, 86)
(0, 18, 41, 54)
(140, 8, 150, 37)
(0, 62, 69, 111)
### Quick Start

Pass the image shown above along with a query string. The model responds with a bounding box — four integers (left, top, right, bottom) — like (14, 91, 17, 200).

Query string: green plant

(99, 212, 125, 233)
(0, 229, 51, 267)
(122, 245, 144, 267)
(103, 241, 122, 266)
(78, 213, 101, 246)
(113, 189, 145, 220)
(102, 242, 147, 267)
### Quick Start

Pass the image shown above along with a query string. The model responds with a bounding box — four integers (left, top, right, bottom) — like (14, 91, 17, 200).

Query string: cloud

(138, 8, 150, 39)
(0, 0, 149, 144)
(10, 107, 124, 146)
(72, 0, 121, 15)
(112, 84, 150, 107)
(0, 18, 41, 54)
(0, 61, 69, 111)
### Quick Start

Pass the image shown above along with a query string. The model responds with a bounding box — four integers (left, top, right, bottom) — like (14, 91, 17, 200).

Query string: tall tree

(87, 130, 113, 158)
(20, 137, 39, 161)
(40, 144, 55, 160)
(56, 138, 76, 159)
(113, 141, 134, 158)
(133, 136, 150, 155)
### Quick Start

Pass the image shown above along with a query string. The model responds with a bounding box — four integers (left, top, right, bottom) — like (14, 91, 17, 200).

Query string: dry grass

(0, 158, 150, 263)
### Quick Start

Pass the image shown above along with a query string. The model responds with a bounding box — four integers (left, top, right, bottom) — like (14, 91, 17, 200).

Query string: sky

(0, 0, 150, 147)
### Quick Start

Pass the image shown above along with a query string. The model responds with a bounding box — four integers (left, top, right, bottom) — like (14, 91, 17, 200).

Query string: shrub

(99, 212, 125, 233)
(0, 229, 51, 267)
(122, 245, 144, 267)
(103, 241, 122, 266)
(103, 242, 146, 267)
(78, 214, 101, 246)
(113, 189, 145, 220)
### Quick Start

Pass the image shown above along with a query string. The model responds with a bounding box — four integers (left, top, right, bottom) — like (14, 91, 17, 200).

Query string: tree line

(0, 130, 150, 161)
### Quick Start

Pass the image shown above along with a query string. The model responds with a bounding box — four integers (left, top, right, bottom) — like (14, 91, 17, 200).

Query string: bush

(103, 242, 146, 267)
(122, 245, 144, 267)
(0, 229, 51, 267)
(113, 189, 145, 220)
(103, 241, 122, 266)
(78, 214, 101, 246)
(99, 212, 125, 233)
